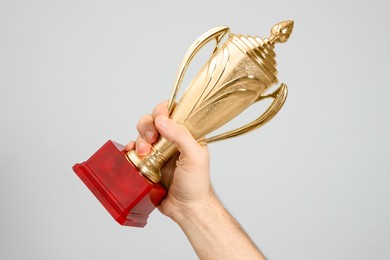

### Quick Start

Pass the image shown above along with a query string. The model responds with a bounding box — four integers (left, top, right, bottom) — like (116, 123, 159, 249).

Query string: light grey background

(1, 0, 389, 259)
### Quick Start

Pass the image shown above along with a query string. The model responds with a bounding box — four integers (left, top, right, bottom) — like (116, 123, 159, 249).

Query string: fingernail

(145, 130, 154, 142)
(136, 141, 147, 155)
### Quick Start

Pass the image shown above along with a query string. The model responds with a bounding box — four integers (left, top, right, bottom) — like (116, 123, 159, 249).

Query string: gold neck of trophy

(127, 21, 294, 184)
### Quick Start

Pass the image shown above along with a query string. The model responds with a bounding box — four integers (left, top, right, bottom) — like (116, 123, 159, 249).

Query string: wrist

(168, 189, 221, 225)
(164, 188, 266, 259)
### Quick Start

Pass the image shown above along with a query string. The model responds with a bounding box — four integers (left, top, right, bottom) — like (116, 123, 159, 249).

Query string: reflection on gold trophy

(127, 20, 294, 183)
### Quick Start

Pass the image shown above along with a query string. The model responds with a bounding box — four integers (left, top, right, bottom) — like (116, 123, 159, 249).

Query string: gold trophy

(128, 20, 294, 183)
(73, 21, 294, 227)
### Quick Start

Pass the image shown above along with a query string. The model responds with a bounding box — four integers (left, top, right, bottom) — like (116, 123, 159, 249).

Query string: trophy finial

(266, 20, 294, 46)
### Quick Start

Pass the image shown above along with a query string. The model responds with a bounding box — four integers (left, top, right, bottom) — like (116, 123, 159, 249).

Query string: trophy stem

(126, 137, 177, 183)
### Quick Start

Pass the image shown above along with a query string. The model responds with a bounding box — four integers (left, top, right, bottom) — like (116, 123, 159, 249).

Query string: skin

(125, 101, 266, 260)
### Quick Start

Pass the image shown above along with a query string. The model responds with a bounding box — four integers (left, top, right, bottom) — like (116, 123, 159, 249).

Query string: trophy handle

(167, 26, 230, 113)
(199, 83, 288, 144)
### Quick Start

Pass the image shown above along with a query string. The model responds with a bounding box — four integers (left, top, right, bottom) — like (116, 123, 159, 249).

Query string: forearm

(133, 106, 264, 258)
(172, 191, 266, 260)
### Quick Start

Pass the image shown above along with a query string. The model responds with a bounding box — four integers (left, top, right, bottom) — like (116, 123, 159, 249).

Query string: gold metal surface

(167, 26, 230, 113)
(126, 20, 294, 184)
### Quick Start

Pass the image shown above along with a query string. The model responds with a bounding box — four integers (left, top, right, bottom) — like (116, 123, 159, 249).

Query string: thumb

(155, 115, 201, 158)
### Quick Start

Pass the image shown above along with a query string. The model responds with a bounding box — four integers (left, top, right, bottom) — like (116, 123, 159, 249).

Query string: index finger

(152, 100, 170, 119)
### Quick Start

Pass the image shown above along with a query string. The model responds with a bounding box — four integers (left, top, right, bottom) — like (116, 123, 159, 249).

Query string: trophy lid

(266, 20, 294, 46)
(229, 20, 294, 86)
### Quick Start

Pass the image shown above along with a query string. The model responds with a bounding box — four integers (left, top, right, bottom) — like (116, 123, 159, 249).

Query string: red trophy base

(73, 140, 167, 227)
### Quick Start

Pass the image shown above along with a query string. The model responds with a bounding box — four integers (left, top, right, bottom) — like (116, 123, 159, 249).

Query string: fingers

(155, 114, 205, 161)
(152, 100, 169, 118)
(126, 100, 170, 154)
(136, 114, 158, 143)
(135, 135, 151, 155)
(136, 100, 170, 143)
(125, 141, 135, 151)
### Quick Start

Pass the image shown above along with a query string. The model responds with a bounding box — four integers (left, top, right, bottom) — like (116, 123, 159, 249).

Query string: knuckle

(136, 114, 153, 132)
(152, 100, 169, 118)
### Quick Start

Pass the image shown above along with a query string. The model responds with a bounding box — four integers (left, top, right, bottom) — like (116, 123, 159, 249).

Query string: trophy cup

(73, 21, 294, 227)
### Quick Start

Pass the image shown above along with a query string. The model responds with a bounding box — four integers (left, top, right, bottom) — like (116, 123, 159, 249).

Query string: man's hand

(125, 100, 211, 221)
(126, 101, 266, 259)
